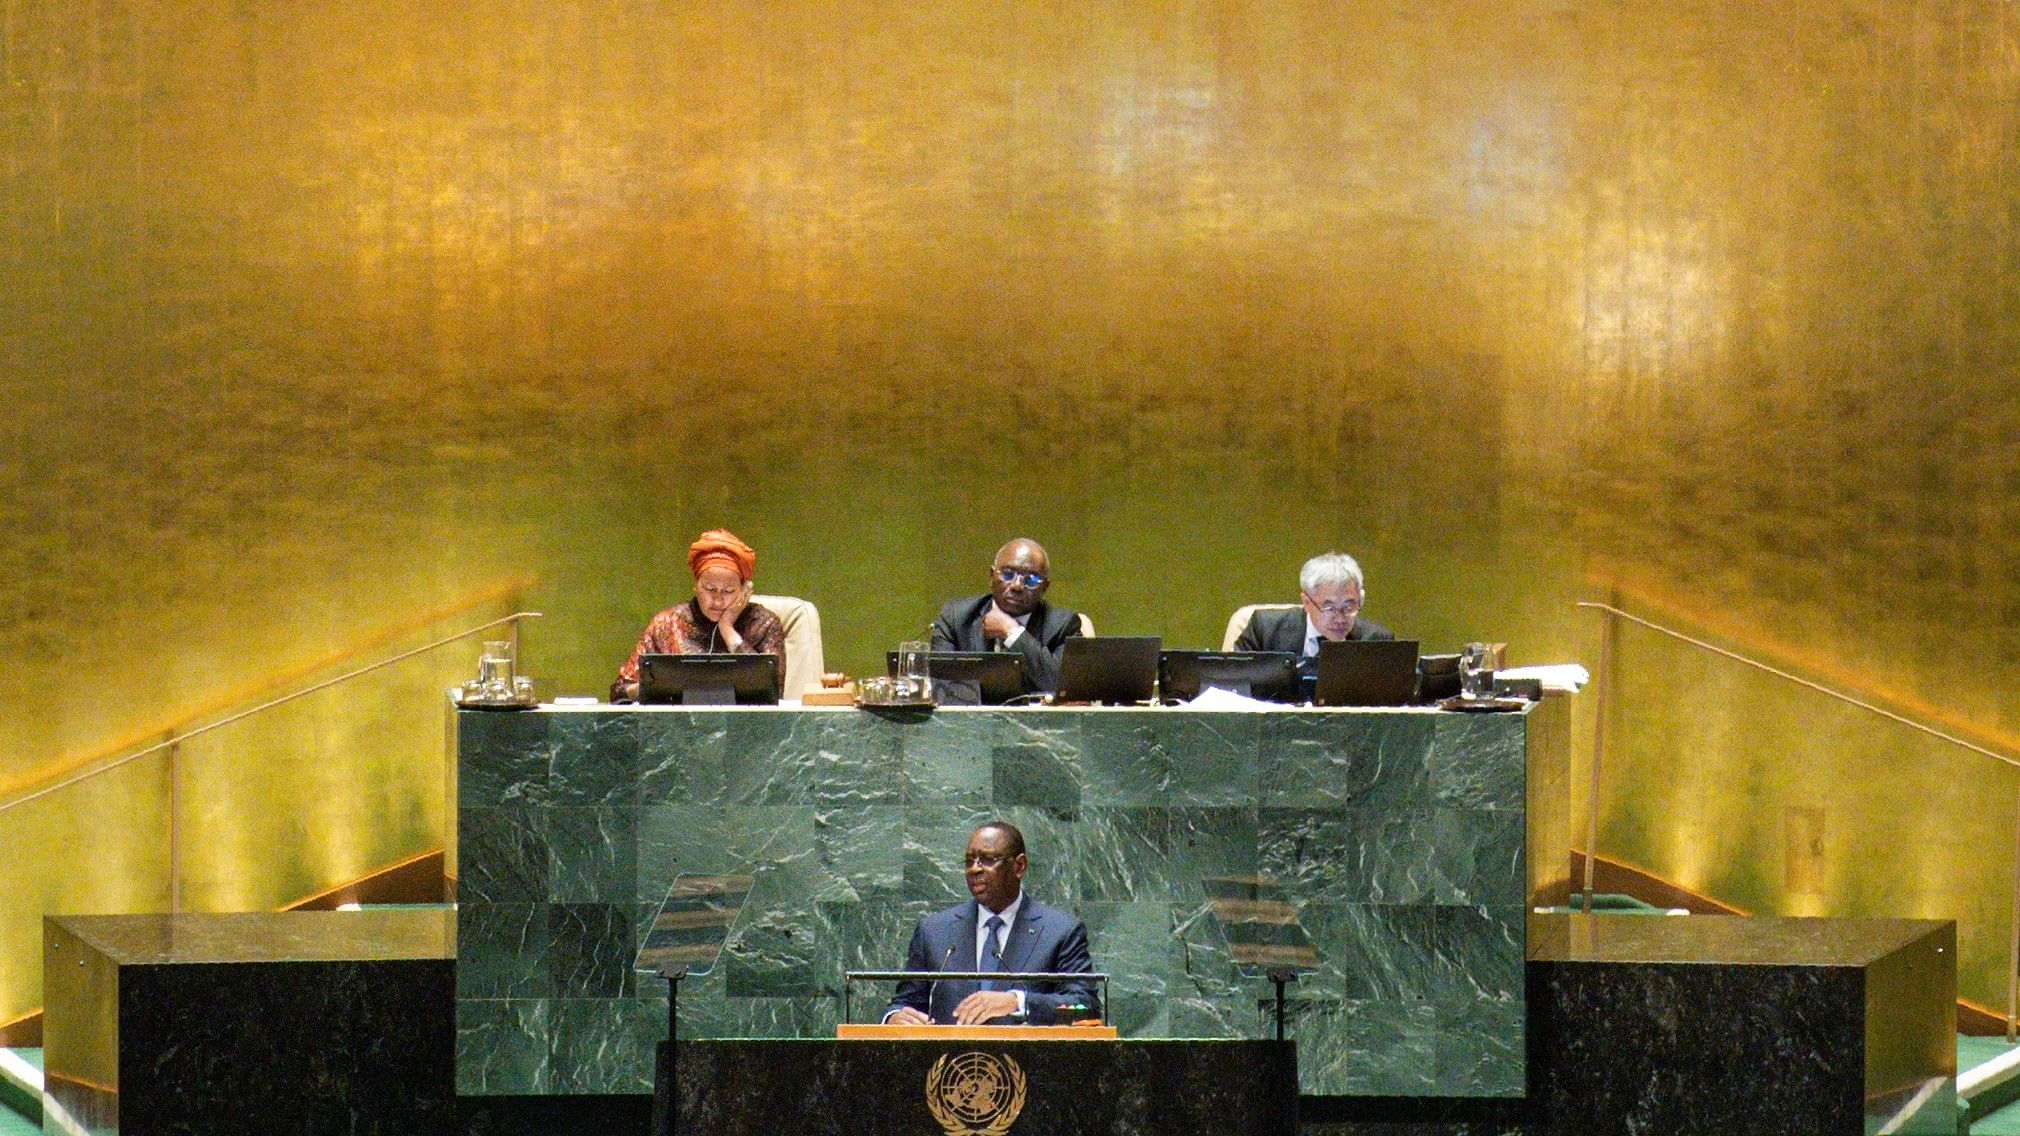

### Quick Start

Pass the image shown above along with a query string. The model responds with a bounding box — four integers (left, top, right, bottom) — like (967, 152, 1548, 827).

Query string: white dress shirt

(977, 893, 1029, 1019)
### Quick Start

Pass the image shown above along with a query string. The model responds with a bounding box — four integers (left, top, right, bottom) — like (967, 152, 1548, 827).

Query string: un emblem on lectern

(924, 1051, 1027, 1136)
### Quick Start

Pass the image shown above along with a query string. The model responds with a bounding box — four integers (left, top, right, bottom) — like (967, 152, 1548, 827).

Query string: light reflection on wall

(1, 0, 2018, 1020)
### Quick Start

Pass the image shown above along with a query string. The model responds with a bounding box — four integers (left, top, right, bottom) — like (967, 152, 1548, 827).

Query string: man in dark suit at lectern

(929, 538, 1085, 700)
(883, 822, 1098, 1026)
(1235, 551, 1395, 686)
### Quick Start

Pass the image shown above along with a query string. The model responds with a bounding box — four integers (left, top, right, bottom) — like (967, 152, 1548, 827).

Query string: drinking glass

(1459, 642, 1495, 701)
(896, 640, 930, 701)
(479, 640, 516, 696)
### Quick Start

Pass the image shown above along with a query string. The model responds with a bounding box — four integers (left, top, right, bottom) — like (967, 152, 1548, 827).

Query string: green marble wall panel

(455, 704, 1532, 1097)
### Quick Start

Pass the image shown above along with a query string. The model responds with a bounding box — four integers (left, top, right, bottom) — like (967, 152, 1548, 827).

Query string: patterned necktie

(980, 914, 1004, 989)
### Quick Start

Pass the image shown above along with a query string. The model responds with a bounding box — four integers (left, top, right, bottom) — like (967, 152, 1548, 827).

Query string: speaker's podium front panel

(454, 704, 1539, 1098)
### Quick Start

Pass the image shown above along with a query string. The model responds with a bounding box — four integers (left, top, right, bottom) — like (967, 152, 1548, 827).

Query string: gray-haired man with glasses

(929, 538, 1085, 699)
(1235, 552, 1395, 679)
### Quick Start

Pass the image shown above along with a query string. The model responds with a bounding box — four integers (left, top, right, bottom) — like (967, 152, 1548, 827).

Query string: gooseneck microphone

(926, 943, 957, 1022)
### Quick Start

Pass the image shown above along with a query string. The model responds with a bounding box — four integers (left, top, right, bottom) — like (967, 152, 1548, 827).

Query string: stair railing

(0, 610, 541, 914)
(1576, 598, 2020, 1039)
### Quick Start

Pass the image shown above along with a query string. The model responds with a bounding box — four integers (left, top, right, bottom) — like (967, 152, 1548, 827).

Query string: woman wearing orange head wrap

(611, 529, 787, 702)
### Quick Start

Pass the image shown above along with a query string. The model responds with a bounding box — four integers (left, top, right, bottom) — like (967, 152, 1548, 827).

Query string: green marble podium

(453, 703, 1559, 1099)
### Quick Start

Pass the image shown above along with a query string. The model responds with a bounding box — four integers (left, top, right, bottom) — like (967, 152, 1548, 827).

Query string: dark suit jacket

(1234, 607, 1395, 654)
(929, 594, 1084, 699)
(883, 896, 1099, 1025)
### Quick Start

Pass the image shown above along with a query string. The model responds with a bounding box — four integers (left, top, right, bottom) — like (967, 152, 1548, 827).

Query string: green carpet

(1964, 1035, 2020, 1134)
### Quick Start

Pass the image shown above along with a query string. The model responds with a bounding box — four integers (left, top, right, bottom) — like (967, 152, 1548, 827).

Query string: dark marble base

(670, 1039, 1298, 1136)
(44, 912, 459, 1136)
(1297, 915, 1957, 1136)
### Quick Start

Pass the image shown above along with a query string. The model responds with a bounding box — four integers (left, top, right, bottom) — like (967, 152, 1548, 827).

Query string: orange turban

(688, 529, 756, 581)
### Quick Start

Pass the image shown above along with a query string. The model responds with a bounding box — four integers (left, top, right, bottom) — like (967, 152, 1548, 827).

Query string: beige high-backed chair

(752, 594, 826, 700)
(1220, 603, 1298, 650)
(1077, 613, 1095, 637)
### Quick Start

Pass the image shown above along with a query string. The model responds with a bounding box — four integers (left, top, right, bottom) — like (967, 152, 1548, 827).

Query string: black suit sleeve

(1020, 919, 1098, 1025)
(1233, 619, 1267, 652)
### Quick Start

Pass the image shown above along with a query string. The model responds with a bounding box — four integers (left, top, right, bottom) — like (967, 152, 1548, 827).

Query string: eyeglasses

(697, 582, 745, 599)
(1306, 595, 1361, 617)
(964, 854, 1016, 869)
(995, 568, 1047, 589)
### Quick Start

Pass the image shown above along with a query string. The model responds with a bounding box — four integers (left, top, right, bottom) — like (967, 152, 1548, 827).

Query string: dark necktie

(980, 914, 1004, 989)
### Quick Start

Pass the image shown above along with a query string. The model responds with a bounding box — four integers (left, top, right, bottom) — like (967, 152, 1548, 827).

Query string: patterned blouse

(612, 599, 787, 701)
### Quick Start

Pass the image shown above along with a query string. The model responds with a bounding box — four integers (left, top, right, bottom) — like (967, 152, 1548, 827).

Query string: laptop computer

(1054, 637, 1162, 705)
(1159, 650, 1301, 704)
(886, 650, 1026, 705)
(1313, 640, 1421, 707)
(637, 653, 781, 706)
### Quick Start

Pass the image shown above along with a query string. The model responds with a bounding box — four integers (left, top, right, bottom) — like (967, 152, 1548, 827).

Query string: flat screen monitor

(1159, 650, 1301, 704)
(886, 651, 1026, 706)
(637, 653, 781, 706)
(1055, 636, 1162, 705)
(1313, 640, 1421, 707)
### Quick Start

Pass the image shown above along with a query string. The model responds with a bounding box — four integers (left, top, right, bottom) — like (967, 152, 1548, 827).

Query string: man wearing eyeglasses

(1235, 552, 1395, 683)
(929, 538, 1085, 700)
(883, 822, 1098, 1026)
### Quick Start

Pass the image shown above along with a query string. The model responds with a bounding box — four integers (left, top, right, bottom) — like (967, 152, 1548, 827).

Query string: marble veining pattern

(456, 705, 1531, 1097)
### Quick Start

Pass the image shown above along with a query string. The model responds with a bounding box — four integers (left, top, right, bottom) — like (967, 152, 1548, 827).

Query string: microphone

(926, 943, 957, 1023)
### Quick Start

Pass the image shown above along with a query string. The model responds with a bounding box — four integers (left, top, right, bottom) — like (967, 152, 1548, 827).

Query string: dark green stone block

(545, 713, 640, 807)
(638, 712, 727, 805)
(457, 903, 552, 999)
(899, 804, 997, 902)
(547, 904, 634, 998)
(1073, 714, 1163, 805)
(1294, 998, 1438, 1096)
(1430, 809, 1526, 905)
(456, 998, 551, 1095)
(992, 742, 1084, 811)
(1428, 714, 1526, 810)
(458, 711, 552, 808)
(458, 807, 550, 903)
(1167, 807, 1261, 901)
(723, 712, 823, 805)
(1153, 714, 1260, 805)
(899, 716, 997, 805)
(723, 894, 829, 997)
(813, 714, 905, 807)
(549, 998, 657, 1094)
(1430, 905, 1524, 1007)
(1298, 903, 1438, 1002)
(1077, 807, 1173, 901)
(1434, 997, 1525, 1096)
(1258, 712, 1435, 809)
(998, 804, 1082, 905)
(814, 804, 904, 902)
(547, 807, 637, 904)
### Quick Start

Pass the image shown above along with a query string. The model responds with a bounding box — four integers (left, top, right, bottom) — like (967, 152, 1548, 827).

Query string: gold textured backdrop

(1, 0, 2017, 1020)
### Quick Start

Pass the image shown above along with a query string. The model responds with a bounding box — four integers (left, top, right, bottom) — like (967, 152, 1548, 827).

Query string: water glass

(478, 640, 516, 695)
(1459, 642, 1495, 701)
(896, 640, 930, 700)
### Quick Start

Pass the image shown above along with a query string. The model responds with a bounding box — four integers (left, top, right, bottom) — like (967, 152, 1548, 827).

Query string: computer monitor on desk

(887, 651, 1026, 705)
(1054, 637, 1161, 705)
(637, 654, 781, 706)
(1313, 640, 1420, 707)
(1159, 650, 1301, 704)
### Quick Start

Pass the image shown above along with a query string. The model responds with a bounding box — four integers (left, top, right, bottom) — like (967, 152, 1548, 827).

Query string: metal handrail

(0, 611, 542, 817)
(1575, 599, 2020, 1038)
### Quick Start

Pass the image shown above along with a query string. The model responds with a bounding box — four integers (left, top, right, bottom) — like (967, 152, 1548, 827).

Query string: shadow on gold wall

(1, 0, 2017, 1016)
